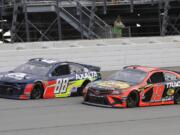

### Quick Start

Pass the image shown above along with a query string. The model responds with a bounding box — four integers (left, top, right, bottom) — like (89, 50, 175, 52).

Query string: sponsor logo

(162, 96, 174, 102)
(96, 81, 130, 89)
(167, 89, 175, 96)
(75, 72, 97, 80)
(41, 59, 57, 64)
(71, 87, 78, 93)
(166, 81, 180, 88)
(5, 73, 27, 80)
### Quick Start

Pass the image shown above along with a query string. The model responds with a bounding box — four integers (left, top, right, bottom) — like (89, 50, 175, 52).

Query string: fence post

(56, 0, 62, 40)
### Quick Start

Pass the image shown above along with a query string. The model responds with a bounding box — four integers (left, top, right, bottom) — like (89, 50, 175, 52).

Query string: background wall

(0, 36, 180, 71)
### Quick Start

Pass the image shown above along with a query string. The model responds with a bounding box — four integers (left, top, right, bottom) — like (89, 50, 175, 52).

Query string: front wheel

(126, 91, 139, 108)
(30, 83, 44, 99)
(174, 90, 180, 104)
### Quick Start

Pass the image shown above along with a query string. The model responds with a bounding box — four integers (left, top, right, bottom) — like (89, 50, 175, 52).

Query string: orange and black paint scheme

(83, 66, 180, 108)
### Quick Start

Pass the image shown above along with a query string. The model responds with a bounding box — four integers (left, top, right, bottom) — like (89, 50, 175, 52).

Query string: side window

(148, 72, 165, 84)
(51, 64, 70, 76)
(164, 72, 177, 81)
(69, 64, 88, 74)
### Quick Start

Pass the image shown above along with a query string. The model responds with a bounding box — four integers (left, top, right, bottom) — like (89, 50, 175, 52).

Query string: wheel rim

(31, 85, 42, 99)
(127, 96, 135, 106)
(127, 93, 138, 107)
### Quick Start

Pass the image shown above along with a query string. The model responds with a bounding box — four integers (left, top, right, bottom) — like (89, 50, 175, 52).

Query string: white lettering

(41, 59, 57, 64)
(75, 72, 98, 80)
(5, 73, 27, 80)
(54, 78, 69, 94)
(166, 81, 180, 88)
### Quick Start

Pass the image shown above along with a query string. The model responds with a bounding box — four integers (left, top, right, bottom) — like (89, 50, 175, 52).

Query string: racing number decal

(151, 85, 165, 102)
(54, 78, 69, 94)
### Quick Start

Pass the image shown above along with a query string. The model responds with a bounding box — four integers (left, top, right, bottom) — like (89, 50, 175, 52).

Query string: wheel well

(82, 80, 91, 88)
(34, 81, 44, 93)
(128, 90, 140, 104)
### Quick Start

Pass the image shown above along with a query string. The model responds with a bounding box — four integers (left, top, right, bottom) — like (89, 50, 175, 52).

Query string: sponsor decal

(96, 81, 130, 89)
(41, 59, 57, 64)
(54, 78, 69, 94)
(75, 72, 97, 80)
(167, 89, 175, 96)
(5, 73, 27, 80)
(139, 84, 153, 92)
(166, 81, 180, 88)
(162, 96, 174, 102)
(71, 87, 78, 93)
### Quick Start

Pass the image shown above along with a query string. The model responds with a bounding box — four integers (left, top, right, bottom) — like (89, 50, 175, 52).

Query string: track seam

(0, 115, 180, 133)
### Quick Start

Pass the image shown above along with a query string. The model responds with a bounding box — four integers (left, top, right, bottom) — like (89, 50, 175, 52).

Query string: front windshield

(13, 63, 52, 76)
(108, 69, 147, 84)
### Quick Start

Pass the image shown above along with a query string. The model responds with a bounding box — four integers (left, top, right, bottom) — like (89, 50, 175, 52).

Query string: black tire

(126, 91, 139, 108)
(30, 82, 44, 99)
(77, 80, 90, 96)
(174, 90, 180, 104)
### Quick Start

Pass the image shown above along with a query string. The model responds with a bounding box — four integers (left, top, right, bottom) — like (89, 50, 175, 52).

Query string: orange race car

(83, 66, 180, 108)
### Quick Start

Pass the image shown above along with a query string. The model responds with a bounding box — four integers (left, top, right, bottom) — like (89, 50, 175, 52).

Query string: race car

(83, 65, 180, 108)
(0, 58, 101, 99)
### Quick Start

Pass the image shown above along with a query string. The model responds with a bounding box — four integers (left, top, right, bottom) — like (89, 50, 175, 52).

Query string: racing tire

(30, 83, 44, 99)
(174, 90, 180, 104)
(126, 91, 139, 108)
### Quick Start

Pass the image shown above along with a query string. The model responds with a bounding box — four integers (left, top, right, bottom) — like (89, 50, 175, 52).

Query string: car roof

(28, 58, 88, 67)
(28, 58, 69, 65)
(124, 65, 160, 73)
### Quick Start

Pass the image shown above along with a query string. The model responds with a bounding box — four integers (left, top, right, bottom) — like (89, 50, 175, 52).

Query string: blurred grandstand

(0, 0, 180, 43)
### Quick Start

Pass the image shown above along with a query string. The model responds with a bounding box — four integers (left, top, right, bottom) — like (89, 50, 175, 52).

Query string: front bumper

(0, 83, 28, 99)
(84, 94, 127, 108)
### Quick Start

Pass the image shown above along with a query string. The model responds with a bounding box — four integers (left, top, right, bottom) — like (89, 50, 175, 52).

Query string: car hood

(0, 72, 41, 83)
(88, 80, 132, 90)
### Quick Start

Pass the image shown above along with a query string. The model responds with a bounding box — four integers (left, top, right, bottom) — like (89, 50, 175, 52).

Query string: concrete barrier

(0, 36, 180, 71)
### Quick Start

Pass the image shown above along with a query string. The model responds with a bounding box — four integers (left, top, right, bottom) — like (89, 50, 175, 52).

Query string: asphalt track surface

(0, 67, 180, 135)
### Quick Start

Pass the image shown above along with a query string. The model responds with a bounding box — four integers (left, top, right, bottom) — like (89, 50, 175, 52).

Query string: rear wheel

(174, 90, 180, 104)
(30, 83, 44, 99)
(126, 91, 139, 108)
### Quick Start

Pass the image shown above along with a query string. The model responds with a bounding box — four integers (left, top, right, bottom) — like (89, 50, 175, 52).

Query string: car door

(50, 64, 72, 98)
(68, 63, 89, 94)
(161, 72, 179, 103)
(142, 72, 166, 105)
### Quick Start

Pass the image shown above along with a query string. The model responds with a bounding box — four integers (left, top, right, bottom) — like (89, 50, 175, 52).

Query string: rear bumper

(84, 94, 127, 108)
